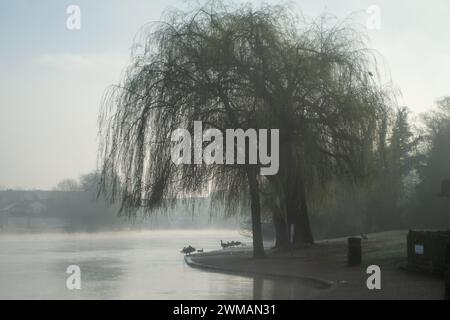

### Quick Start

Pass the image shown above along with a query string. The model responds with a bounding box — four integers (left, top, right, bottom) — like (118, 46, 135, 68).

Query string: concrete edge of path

(184, 254, 336, 290)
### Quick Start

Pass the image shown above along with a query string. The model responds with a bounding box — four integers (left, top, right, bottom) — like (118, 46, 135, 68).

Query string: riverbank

(185, 231, 445, 299)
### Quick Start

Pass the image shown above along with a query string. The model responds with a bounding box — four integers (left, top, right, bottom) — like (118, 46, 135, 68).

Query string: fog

(0, 189, 240, 234)
(1, 0, 450, 301)
(1, 0, 450, 190)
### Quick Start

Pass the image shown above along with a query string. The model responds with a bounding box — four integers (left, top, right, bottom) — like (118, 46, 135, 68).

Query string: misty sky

(0, 0, 449, 189)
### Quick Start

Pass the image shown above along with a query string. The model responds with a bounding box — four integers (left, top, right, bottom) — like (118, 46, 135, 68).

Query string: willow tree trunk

(285, 176, 314, 245)
(278, 138, 314, 245)
(294, 178, 314, 244)
(247, 167, 266, 258)
(272, 211, 289, 249)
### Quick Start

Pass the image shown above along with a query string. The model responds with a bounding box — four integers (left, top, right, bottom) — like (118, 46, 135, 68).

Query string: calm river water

(0, 230, 318, 299)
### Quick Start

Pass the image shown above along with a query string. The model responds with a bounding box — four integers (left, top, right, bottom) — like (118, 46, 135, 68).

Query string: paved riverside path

(185, 231, 445, 299)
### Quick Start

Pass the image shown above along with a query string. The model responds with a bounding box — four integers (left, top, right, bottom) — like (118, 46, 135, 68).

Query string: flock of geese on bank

(220, 240, 243, 249)
(180, 240, 244, 255)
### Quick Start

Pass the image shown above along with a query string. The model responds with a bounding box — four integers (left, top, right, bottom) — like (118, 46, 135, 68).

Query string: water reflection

(252, 277, 323, 300)
(253, 277, 264, 299)
(54, 257, 125, 299)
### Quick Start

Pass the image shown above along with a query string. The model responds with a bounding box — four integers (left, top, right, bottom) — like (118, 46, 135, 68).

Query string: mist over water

(3, 0, 449, 303)
(0, 230, 317, 299)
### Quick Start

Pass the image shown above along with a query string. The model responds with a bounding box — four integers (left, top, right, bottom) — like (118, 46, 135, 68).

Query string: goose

(181, 245, 196, 255)
(220, 240, 227, 249)
(221, 240, 233, 249)
(186, 245, 196, 255)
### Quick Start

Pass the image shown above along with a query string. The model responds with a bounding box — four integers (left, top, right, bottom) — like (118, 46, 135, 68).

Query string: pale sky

(0, 0, 449, 189)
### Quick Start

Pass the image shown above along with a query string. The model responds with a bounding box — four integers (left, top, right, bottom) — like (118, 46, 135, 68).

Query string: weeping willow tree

(240, 13, 397, 246)
(99, 2, 299, 258)
(98, 1, 396, 255)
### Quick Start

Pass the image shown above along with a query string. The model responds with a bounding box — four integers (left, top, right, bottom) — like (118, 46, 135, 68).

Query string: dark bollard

(348, 237, 362, 266)
(445, 268, 450, 300)
(445, 242, 450, 299)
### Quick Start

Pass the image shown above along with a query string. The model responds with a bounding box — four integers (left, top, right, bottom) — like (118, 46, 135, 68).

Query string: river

(0, 230, 318, 299)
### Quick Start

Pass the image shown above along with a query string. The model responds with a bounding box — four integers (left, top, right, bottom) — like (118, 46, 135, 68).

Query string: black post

(348, 237, 362, 266)
(445, 242, 450, 299)
(445, 268, 450, 300)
